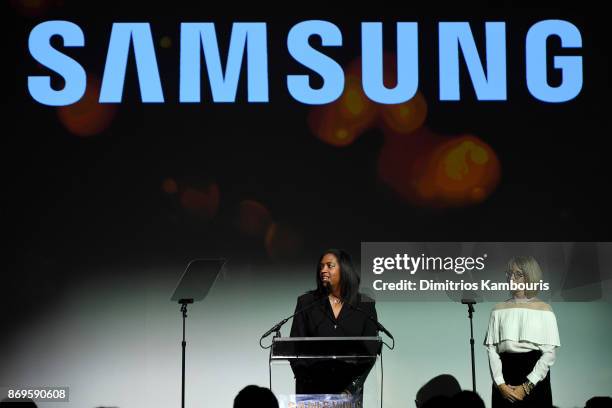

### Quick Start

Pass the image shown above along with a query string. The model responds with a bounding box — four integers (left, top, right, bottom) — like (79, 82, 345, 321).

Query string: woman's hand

(497, 383, 522, 402)
(512, 384, 526, 401)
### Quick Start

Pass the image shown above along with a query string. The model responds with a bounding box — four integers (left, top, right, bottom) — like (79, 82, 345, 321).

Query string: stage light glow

(378, 129, 501, 207)
(56, 77, 117, 137)
(308, 62, 377, 148)
(160, 36, 172, 49)
(179, 183, 220, 219)
(11, 0, 54, 17)
(265, 223, 302, 260)
(379, 92, 427, 135)
(337, 73, 377, 122)
(377, 127, 442, 204)
(419, 136, 501, 206)
(308, 106, 362, 147)
(237, 200, 272, 236)
(161, 178, 178, 194)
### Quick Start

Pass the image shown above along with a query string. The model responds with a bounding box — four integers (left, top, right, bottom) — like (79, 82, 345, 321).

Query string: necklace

(329, 295, 343, 305)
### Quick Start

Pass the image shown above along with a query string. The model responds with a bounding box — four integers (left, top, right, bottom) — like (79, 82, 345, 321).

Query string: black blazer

(289, 291, 379, 394)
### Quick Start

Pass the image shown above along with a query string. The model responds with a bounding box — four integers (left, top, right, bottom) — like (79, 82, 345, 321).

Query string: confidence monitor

(171, 258, 226, 408)
(171, 258, 226, 303)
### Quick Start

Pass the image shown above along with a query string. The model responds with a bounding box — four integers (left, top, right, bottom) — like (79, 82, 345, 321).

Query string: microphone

(260, 296, 326, 339)
(345, 301, 394, 340)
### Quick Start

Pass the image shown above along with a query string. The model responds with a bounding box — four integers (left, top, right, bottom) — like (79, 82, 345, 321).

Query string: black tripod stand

(461, 298, 477, 392)
(179, 298, 193, 408)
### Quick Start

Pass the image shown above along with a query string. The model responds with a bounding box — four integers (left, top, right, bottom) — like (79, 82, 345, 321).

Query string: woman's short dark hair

(314, 248, 361, 304)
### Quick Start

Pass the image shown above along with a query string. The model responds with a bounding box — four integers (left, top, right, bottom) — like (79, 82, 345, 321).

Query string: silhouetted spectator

(421, 395, 451, 408)
(450, 390, 485, 408)
(415, 374, 461, 407)
(234, 385, 278, 408)
(0, 397, 37, 407)
(585, 396, 612, 408)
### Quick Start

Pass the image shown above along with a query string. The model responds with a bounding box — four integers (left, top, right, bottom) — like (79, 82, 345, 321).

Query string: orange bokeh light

(308, 61, 378, 147)
(378, 129, 501, 207)
(375, 53, 428, 136)
(378, 127, 442, 203)
(238, 200, 272, 236)
(57, 77, 117, 137)
(421, 135, 501, 206)
(308, 54, 429, 147)
(265, 223, 302, 260)
(179, 183, 220, 219)
(161, 178, 178, 194)
(11, 0, 55, 17)
(379, 92, 428, 135)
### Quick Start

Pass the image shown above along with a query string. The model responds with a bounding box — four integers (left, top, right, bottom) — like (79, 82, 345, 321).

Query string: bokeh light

(56, 77, 117, 138)
(161, 178, 178, 194)
(308, 52, 501, 209)
(422, 135, 501, 206)
(378, 129, 501, 207)
(307, 54, 429, 147)
(265, 223, 303, 260)
(179, 183, 220, 219)
(376, 53, 428, 135)
(10, 0, 56, 17)
(308, 60, 377, 147)
(379, 92, 428, 135)
(237, 200, 272, 236)
(160, 36, 172, 49)
(378, 127, 442, 204)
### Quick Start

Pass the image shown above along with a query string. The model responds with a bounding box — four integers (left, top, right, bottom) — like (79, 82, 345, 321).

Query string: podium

(269, 337, 382, 408)
(271, 336, 382, 360)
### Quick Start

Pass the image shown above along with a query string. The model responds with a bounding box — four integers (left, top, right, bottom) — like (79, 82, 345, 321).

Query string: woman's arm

(486, 344, 505, 386)
(526, 344, 556, 385)
(487, 344, 525, 402)
(345, 300, 379, 395)
(289, 297, 306, 337)
(289, 297, 310, 379)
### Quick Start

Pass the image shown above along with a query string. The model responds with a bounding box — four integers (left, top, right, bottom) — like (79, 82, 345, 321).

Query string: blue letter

(180, 23, 268, 103)
(526, 20, 583, 103)
(287, 20, 344, 105)
(439, 22, 507, 101)
(100, 23, 164, 103)
(362, 22, 419, 104)
(28, 21, 86, 106)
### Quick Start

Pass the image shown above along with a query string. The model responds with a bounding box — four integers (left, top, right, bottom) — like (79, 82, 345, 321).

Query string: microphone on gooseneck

(345, 301, 394, 341)
(260, 295, 326, 340)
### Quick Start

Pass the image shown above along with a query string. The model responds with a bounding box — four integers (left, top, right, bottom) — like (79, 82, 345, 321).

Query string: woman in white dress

(484, 256, 560, 407)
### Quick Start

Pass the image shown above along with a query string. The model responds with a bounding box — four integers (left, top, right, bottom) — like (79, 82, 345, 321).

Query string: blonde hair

(507, 256, 543, 298)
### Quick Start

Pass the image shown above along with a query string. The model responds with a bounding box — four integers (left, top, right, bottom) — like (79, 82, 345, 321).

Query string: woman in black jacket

(290, 248, 379, 396)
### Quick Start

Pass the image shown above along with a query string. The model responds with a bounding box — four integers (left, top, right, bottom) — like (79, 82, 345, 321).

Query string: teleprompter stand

(171, 259, 225, 408)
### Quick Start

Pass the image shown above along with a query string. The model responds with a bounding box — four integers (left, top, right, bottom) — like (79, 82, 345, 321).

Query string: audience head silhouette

(586, 396, 612, 408)
(234, 385, 278, 408)
(450, 390, 485, 408)
(0, 398, 37, 407)
(415, 374, 461, 408)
